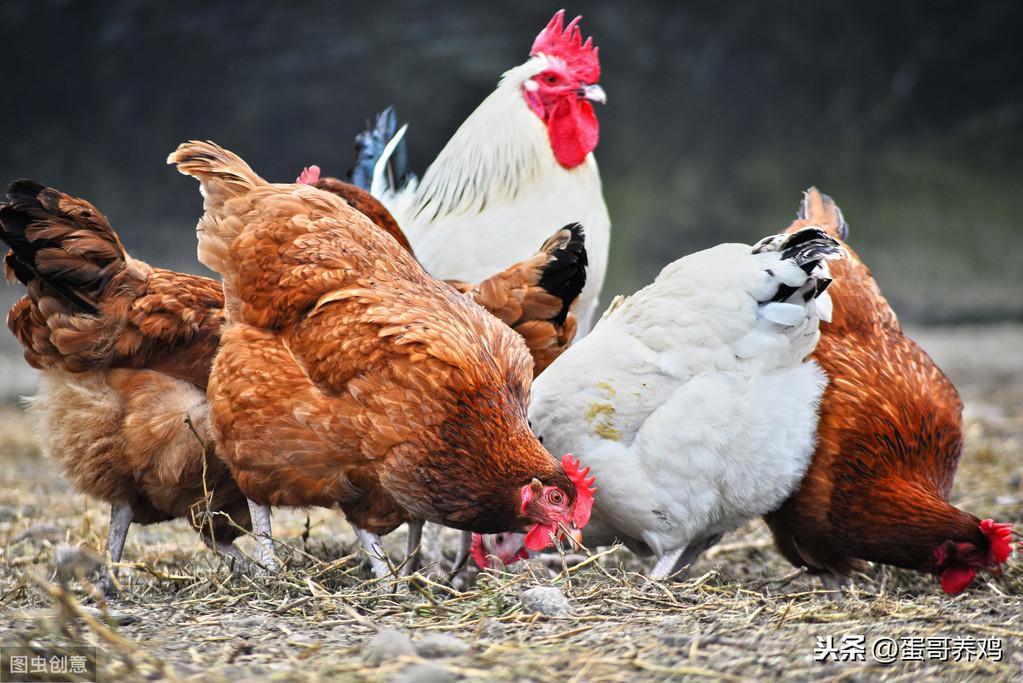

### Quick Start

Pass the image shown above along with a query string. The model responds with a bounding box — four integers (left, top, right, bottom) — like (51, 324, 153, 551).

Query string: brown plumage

(303, 172, 588, 376)
(169, 141, 593, 566)
(763, 188, 1012, 594)
(0, 181, 251, 573)
(447, 223, 586, 375)
(309, 177, 413, 254)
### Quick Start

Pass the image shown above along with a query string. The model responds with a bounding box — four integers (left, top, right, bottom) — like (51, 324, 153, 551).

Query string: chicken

(365, 10, 611, 335)
(763, 189, 1013, 594)
(168, 140, 596, 578)
(473, 228, 840, 578)
(0, 180, 252, 593)
(298, 165, 588, 376)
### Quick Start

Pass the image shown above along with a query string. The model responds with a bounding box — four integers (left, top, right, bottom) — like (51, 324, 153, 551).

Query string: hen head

(471, 454, 595, 569)
(470, 532, 529, 570)
(521, 10, 605, 169)
(933, 519, 1013, 594)
(519, 454, 595, 550)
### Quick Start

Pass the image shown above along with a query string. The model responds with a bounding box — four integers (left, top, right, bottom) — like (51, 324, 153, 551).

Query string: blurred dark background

(2, 0, 1021, 323)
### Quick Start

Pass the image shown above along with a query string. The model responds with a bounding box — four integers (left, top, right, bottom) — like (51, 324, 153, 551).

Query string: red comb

(980, 519, 1013, 564)
(470, 533, 490, 570)
(530, 10, 600, 83)
(562, 453, 596, 528)
(296, 165, 321, 185)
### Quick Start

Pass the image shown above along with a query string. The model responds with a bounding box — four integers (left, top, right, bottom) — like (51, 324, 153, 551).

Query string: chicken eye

(547, 489, 564, 504)
(544, 74, 559, 85)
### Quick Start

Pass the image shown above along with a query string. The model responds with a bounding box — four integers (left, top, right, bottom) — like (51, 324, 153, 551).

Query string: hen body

(526, 229, 838, 576)
(1, 182, 250, 589)
(169, 141, 589, 576)
(764, 190, 1011, 593)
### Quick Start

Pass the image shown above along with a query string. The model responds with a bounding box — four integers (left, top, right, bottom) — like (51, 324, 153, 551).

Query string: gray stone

(392, 663, 458, 683)
(520, 585, 571, 616)
(364, 628, 415, 664)
(53, 544, 101, 581)
(414, 633, 469, 658)
(79, 606, 139, 625)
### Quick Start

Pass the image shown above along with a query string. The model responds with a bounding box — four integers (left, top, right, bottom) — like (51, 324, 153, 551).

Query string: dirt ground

(0, 325, 1020, 682)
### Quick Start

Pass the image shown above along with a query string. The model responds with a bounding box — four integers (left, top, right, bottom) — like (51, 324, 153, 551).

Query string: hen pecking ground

(0, 325, 1020, 682)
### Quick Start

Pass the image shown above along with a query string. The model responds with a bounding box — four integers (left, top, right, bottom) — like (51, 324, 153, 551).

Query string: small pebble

(477, 618, 504, 640)
(80, 606, 140, 625)
(392, 663, 458, 683)
(364, 628, 415, 664)
(53, 544, 101, 581)
(520, 585, 571, 616)
(414, 633, 469, 658)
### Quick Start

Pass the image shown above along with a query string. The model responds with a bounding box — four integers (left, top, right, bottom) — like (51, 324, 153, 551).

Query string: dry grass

(1, 327, 1021, 682)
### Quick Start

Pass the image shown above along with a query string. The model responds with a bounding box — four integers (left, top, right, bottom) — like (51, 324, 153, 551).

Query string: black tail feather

(348, 107, 415, 193)
(0, 180, 124, 314)
(753, 228, 840, 304)
(537, 223, 588, 325)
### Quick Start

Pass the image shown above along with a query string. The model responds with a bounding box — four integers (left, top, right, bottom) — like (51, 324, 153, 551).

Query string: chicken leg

(201, 536, 256, 573)
(247, 499, 280, 573)
(447, 531, 474, 581)
(649, 533, 723, 581)
(97, 503, 133, 595)
(355, 528, 392, 578)
(401, 519, 424, 577)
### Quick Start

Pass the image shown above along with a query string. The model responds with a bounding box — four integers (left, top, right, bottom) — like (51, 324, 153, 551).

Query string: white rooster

(363, 10, 611, 335)
(472, 228, 841, 579)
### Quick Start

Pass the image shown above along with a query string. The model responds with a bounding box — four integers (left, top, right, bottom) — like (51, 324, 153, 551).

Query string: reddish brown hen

(169, 141, 595, 577)
(0, 180, 251, 593)
(764, 188, 1013, 594)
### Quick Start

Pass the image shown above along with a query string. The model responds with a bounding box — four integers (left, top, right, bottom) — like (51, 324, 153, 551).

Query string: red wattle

(524, 523, 557, 551)
(547, 98, 598, 169)
(940, 565, 977, 594)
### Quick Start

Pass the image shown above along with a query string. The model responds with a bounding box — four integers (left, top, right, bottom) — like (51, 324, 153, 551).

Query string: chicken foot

(447, 531, 474, 582)
(355, 528, 392, 578)
(201, 536, 256, 573)
(247, 499, 280, 573)
(96, 503, 133, 595)
(649, 533, 724, 581)
(401, 519, 424, 577)
(818, 572, 853, 600)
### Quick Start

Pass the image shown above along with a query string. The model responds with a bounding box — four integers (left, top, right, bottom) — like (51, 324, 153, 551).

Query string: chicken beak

(567, 525, 584, 547)
(580, 84, 607, 105)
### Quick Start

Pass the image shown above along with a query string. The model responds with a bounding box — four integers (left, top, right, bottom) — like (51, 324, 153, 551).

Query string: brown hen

(763, 188, 1013, 595)
(169, 141, 595, 577)
(1, 180, 251, 593)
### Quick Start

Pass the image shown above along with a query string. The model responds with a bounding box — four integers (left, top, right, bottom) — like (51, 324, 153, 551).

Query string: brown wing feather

(311, 177, 414, 254)
(460, 223, 587, 375)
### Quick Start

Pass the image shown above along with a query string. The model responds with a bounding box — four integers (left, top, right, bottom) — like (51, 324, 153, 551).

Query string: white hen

(474, 228, 840, 578)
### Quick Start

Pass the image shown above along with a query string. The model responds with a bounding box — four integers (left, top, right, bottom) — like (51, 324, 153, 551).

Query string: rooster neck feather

(408, 58, 569, 224)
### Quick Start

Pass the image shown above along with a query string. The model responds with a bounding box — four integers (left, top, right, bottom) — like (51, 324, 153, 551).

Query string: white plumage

(527, 229, 839, 578)
(377, 56, 611, 335)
